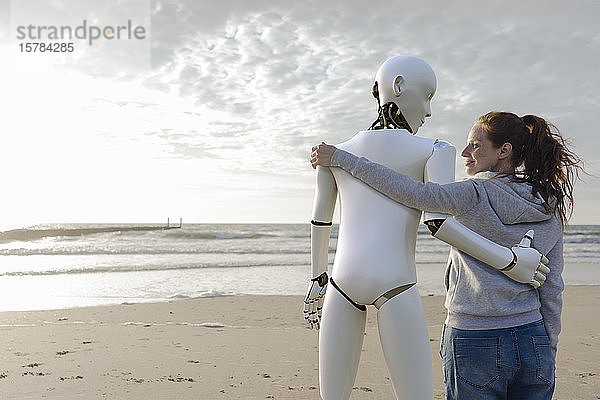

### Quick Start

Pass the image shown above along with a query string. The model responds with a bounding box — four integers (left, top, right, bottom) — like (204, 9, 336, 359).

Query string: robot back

(331, 129, 436, 304)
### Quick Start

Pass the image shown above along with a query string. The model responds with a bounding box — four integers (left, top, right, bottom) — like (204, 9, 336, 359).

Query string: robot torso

(330, 129, 439, 304)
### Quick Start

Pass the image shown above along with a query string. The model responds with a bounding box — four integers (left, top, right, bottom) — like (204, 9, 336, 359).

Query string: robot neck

(368, 103, 413, 133)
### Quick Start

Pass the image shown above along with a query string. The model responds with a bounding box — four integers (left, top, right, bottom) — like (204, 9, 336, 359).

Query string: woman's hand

(310, 142, 338, 169)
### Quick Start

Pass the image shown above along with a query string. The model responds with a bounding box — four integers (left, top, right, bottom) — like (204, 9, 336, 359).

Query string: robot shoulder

(425, 138, 456, 184)
(432, 139, 455, 151)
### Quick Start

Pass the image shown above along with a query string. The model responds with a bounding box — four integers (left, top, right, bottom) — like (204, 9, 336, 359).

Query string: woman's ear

(498, 142, 513, 160)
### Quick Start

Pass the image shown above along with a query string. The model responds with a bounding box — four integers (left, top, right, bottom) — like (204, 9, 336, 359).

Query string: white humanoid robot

(305, 56, 549, 400)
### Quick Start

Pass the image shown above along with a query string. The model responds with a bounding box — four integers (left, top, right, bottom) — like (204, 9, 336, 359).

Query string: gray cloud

(145, 0, 599, 173)
(18, 0, 596, 221)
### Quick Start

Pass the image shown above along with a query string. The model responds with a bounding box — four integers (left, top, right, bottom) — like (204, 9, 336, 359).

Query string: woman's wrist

(330, 148, 345, 167)
(331, 148, 356, 169)
(329, 149, 338, 166)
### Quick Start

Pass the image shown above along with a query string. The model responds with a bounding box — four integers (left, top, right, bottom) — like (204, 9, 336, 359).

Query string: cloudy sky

(0, 0, 598, 229)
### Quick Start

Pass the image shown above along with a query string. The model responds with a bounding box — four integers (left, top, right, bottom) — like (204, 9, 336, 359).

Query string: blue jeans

(440, 320, 555, 400)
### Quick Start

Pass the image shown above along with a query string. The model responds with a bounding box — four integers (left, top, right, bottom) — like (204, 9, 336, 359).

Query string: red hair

(477, 111, 583, 228)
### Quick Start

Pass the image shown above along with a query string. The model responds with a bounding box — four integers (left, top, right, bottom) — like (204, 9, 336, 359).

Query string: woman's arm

(310, 144, 551, 287)
(330, 148, 479, 216)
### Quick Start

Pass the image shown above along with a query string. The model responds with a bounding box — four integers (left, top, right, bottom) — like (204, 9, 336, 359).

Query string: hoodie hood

(473, 172, 551, 225)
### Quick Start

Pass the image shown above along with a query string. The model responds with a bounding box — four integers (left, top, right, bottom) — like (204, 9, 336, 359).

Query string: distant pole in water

(179, 217, 182, 228)
(167, 218, 170, 228)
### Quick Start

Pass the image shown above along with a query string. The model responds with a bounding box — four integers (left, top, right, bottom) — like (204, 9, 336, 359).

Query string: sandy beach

(0, 286, 597, 399)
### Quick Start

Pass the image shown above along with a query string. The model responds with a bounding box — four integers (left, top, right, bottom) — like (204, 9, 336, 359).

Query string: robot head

(372, 56, 437, 134)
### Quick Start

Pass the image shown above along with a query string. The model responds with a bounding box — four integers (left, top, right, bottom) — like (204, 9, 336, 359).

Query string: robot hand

(303, 272, 328, 329)
(502, 230, 550, 288)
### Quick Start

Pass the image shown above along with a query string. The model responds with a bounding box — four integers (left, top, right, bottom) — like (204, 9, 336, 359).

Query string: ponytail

(477, 112, 583, 228)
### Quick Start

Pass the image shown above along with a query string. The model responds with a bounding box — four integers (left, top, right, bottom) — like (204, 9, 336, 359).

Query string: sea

(0, 223, 598, 311)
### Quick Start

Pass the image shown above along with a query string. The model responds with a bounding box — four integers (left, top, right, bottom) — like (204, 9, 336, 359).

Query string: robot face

(375, 56, 437, 134)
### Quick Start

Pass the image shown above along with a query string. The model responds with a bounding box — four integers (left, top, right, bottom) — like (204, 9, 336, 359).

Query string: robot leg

(319, 283, 367, 399)
(377, 285, 434, 400)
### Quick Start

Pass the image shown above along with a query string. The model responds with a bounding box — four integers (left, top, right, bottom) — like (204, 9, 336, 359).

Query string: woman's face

(461, 123, 504, 176)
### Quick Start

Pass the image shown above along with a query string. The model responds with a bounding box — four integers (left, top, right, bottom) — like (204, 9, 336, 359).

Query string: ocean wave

(0, 261, 310, 277)
(168, 294, 193, 300)
(196, 290, 236, 298)
(564, 230, 600, 236)
(563, 237, 600, 244)
(0, 226, 179, 242)
(168, 291, 237, 300)
(164, 231, 276, 240)
(0, 227, 282, 243)
(0, 248, 311, 256)
(0, 258, 451, 277)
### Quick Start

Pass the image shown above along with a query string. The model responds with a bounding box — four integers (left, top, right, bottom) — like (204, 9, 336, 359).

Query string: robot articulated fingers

(304, 271, 328, 329)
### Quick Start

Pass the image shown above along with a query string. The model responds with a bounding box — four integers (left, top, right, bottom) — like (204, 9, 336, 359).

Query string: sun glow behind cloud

(0, 44, 222, 229)
(2, 0, 599, 228)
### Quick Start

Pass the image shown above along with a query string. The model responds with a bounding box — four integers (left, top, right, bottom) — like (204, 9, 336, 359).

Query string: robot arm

(431, 219, 549, 286)
(311, 166, 337, 277)
(421, 140, 456, 223)
(424, 141, 550, 288)
(304, 166, 337, 329)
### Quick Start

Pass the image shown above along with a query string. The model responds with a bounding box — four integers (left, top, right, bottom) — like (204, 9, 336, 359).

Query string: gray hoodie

(331, 149, 564, 357)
